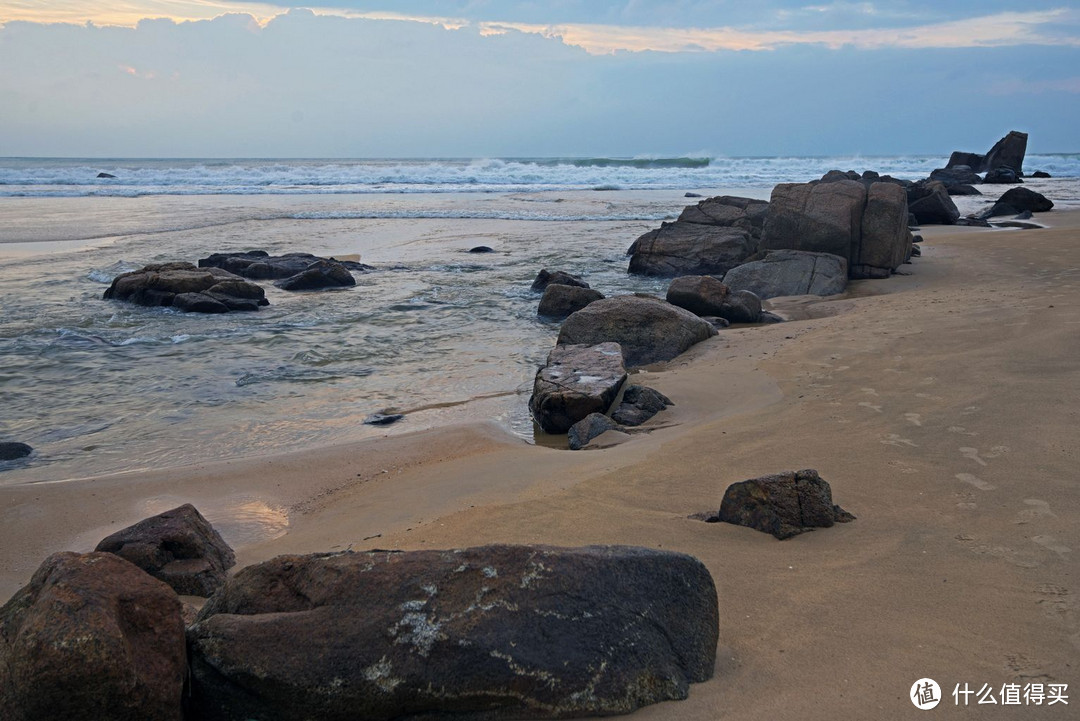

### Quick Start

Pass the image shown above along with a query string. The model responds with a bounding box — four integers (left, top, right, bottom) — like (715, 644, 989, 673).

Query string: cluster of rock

(1, 507, 720, 720)
(532, 269, 605, 319)
(945, 130, 1028, 178)
(198, 250, 369, 291)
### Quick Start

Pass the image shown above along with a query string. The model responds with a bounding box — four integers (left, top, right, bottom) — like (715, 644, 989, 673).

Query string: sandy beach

(2, 210, 1078, 718)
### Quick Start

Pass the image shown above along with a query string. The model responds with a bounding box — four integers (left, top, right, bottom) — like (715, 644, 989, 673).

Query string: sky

(1, 1, 1078, 158)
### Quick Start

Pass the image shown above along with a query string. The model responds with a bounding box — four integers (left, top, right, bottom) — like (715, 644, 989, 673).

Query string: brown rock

(537, 283, 604, 319)
(717, 469, 855, 540)
(762, 180, 866, 260)
(666, 275, 730, 317)
(627, 224, 755, 277)
(529, 342, 626, 434)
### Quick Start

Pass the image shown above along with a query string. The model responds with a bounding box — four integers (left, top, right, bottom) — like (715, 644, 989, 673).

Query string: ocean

(1, 154, 1078, 484)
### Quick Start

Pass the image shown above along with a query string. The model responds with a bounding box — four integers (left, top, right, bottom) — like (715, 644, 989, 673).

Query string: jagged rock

(103, 262, 269, 313)
(983, 167, 1022, 184)
(665, 275, 729, 316)
(273, 259, 356, 291)
(758, 310, 784, 324)
(537, 284, 604, 319)
(611, 385, 673, 426)
(529, 342, 626, 434)
(762, 180, 865, 260)
(94, 503, 236, 597)
(627, 224, 755, 277)
(187, 545, 718, 721)
(0, 552, 185, 720)
(198, 251, 371, 280)
(930, 166, 981, 186)
(567, 413, 620, 450)
(531, 269, 590, 292)
(557, 296, 717, 368)
(723, 250, 847, 299)
(907, 180, 960, 225)
(0, 442, 32, 461)
(853, 182, 910, 279)
(717, 469, 855, 540)
(996, 187, 1053, 213)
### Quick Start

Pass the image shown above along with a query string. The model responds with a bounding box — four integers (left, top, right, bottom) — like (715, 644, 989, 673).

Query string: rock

(198, 251, 371, 280)
(537, 284, 604, 319)
(947, 151, 985, 171)
(722, 250, 847, 300)
(761, 180, 865, 260)
(910, 245, 922, 257)
(611, 385, 673, 426)
(853, 182, 910, 279)
(273, 259, 356, 291)
(529, 342, 626, 434)
(758, 310, 784, 324)
(984, 130, 1028, 175)
(983, 166, 1022, 184)
(665, 275, 730, 317)
(946, 184, 982, 196)
(996, 187, 1053, 213)
(187, 545, 718, 721)
(0, 552, 185, 720)
(684, 192, 702, 198)
(702, 316, 730, 329)
(468, 246, 495, 253)
(103, 262, 269, 313)
(717, 469, 855, 540)
(929, 166, 981, 186)
(676, 195, 769, 240)
(0, 442, 32, 461)
(557, 295, 717, 368)
(628, 224, 755, 278)
(907, 212, 918, 227)
(720, 289, 762, 323)
(1014, 210, 1033, 220)
(567, 413, 620, 450)
(1031, 170, 1051, 178)
(364, 413, 405, 426)
(907, 180, 960, 225)
(94, 503, 236, 597)
(531, 269, 590, 292)
(96, 172, 117, 179)
(955, 217, 993, 227)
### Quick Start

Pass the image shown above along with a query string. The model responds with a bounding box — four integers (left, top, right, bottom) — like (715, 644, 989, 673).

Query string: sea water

(1, 156, 1078, 484)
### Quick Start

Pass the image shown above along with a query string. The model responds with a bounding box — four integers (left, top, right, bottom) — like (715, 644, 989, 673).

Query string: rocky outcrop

(946, 130, 1028, 175)
(854, 182, 912, 279)
(187, 545, 719, 721)
(717, 469, 855, 540)
(611, 385, 673, 426)
(103, 262, 269, 313)
(537, 284, 604, 319)
(722, 250, 847, 299)
(0, 552, 186, 720)
(557, 295, 717, 368)
(567, 413, 620, 450)
(627, 224, 755, 278)
(762, 180, 865, 260)
(198, 250, 371, 279)
(94, 503, 236, 597)
(531, 269, 590, 292)
(0, 442, 32, 461)
(676, 195, 769, 240)
(273, 259, 357, 291)
(996, 187, 1053, 213)
(907, 180, 960, 225)
(529, 342, 626, 434)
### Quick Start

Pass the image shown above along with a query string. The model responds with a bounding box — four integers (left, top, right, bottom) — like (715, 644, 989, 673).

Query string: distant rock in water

(684, 192, 703, 198)
(103, 262, 269, 313)
(273, 259, 356, 291)
(531, 269, 590, 292)
(199, 251, 372, 280)
(945, 130, 1028, 175)
(717, 469, 855, 540)
(0, 441, 33, 461)
(96, 172, 117, 179)
(363, 413, 405, 426)
(468, 245, 495, 253)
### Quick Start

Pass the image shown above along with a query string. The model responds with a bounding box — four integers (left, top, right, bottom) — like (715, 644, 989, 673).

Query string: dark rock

(103, 262, 269, 313)
(684, 192, 702, 198)
(762, 180, 865, 260)
(983, 166, 1022, 184)
(930, 166, 981, 186)
(557, 296, 717, 368)
(946, 184, 982, 196)
(910, 245, 922, 257)
(531, 269, 590, 292)
(0, 552, 185, 720)
(702, 316, 730, 329)
(977, 202, 1020, 220)
(912, 234, 923, 243)
(955, 217, 993, 227)
(758, 310, 784, 324)
(628, 224, 755, 277)
(665, 275, 730, 317)
(537, 284, 604, 319)
(199, 251, 371, 280)
(723, 250, 847, 299)
(611, 385, 673, 426)
(364, 413, 405, 426)
(720, 289, 763, 323)
(907, 212, 918, 227)
(273, 259, 356, 291)
(94, 503, 236, 597)
(0, 442, 33, 461)
(568, 413, 620, 450)
(1014, 210, 1033, 220)
(718, 469, 855, 540)
(187, 545, 718, 721)
(1031, 170, 1051, 178)
(853, 182, 910, 279)
(947, 151, 985, 171)
(468, 246, 495, 253)
(529, 342, 626, 434)
(907, 180, 960, 225)
(984, 130, 1028, 175)
(997, 187, 1054, 213)
(96, 172, 117, 179)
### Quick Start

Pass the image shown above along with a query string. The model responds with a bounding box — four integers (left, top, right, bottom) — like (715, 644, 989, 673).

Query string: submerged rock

(103, 262, 269, 313)
(531, 269, 589, 292)
(273, 259, 356, 291)
(94, 503, 236, 597)
(717, 469, 855, 540)
(529, 342, 626, 434)
(187, 545, 719, 721)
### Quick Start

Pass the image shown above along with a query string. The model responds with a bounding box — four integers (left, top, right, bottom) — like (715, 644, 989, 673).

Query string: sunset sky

(2, 1, 1078, 157)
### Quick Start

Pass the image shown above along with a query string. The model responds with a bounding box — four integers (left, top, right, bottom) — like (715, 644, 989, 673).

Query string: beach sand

(2, 212, 1078, 718)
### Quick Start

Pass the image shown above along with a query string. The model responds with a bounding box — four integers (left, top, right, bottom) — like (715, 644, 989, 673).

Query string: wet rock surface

(103, 262, 269, 313)
(529, 342, 627, 434)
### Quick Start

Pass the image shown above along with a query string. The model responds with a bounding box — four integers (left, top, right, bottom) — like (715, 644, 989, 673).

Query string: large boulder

(853, 182, 911, 279)
(103, 262, 269, 313)
(907, 180, 960, 225)
(273, 259, 356, 291)
(94, 503, 236, 597)
(187, 545, 718, 721)
(722, 250, 847, 299)
(676, 195, 769, 240)
(665, 275, 729, 316)
(761, 180, 865, 260)
(531, 269, 590, 292)
(996, 187, 1053, 213)
(529, 342, 626, 434)
(198, 251, 371, 279)
(537, 284, 604, 319)
(557, 295, 717, 368)
(718, 469, 855, 540)
(720, 289, 762, 323)
(0, 552, 185, 721)
(627, 224, 755, 277)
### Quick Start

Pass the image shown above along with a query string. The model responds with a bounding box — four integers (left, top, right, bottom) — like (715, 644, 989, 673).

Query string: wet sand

(2, 211, 1078, 719)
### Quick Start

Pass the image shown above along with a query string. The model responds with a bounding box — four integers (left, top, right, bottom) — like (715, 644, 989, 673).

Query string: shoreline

(3, 209, 1079, 717)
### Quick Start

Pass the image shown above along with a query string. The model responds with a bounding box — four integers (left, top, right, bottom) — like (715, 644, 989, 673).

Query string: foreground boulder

(94, 503, 236, 597)
(0, 552, 185, 720)
(718, 469, 855, 540)
(537, 283, 604, 319)
(529, 342, 626, 434)
(627, 224, 755, 277)
(187, 545, 718, 721)
(558, 295, 717, 368)
(103, 262, 269, 313)
(722, 250, 847, 299)
(531, 269, 590, 292)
